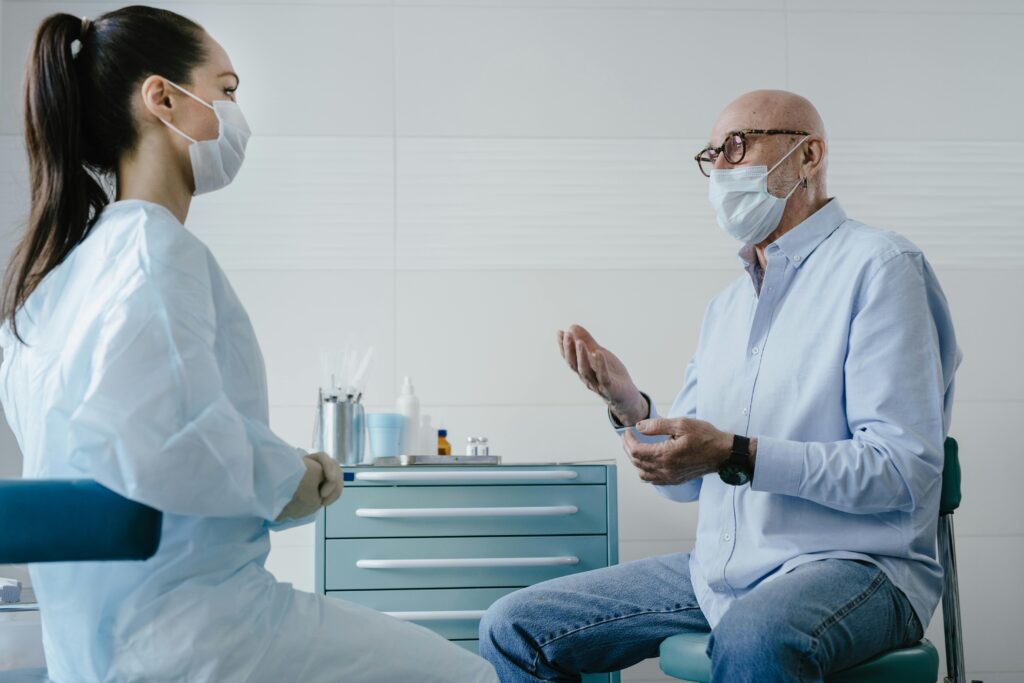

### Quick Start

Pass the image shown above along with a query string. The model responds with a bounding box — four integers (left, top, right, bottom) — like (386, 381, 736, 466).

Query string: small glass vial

(466, 437, 479, 456)
(478, 437, 490, 456)
(437, 429, 452, 456)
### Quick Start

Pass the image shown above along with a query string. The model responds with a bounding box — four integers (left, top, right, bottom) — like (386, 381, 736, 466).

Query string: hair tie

(70, 16, 91, 58)
(71, 17, 91, 59)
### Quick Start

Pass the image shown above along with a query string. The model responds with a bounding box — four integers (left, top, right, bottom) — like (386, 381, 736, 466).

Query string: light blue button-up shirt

(616, 198, 960, 629)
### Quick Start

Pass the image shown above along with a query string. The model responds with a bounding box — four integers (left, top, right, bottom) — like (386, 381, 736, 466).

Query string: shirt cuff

(609, 392, 667, 444)
(751, 436, 804, 496)
(607, 391, 654, 429)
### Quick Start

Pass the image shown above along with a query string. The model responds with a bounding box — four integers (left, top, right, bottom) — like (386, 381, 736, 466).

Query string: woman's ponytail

(3, 14, 109, 341)
(1, 6, 206, 342)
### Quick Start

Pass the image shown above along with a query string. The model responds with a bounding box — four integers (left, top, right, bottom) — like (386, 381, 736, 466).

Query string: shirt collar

(737, 198, 848, 271)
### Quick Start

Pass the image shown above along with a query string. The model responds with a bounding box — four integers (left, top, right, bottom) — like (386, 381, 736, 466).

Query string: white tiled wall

(0, 1, 1021, 681)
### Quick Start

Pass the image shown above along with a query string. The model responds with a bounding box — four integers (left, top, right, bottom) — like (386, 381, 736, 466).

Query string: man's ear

(803, 137, 826, 176)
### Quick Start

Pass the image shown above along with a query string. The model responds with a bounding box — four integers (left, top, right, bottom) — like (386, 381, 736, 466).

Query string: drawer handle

(385, 610, 487, 621)
(356, 556, 580, 569)
(354, 471, 579, 483)
(355, 505, 579, 519)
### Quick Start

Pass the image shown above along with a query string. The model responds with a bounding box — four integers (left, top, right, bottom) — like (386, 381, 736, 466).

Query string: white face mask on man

(708, 135, 810, 245)
(156, 79, 251, 196)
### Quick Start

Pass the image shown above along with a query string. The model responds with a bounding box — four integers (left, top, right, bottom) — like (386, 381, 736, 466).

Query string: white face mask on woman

(708, 135, 810, 245)
(156, 79, 251, 196)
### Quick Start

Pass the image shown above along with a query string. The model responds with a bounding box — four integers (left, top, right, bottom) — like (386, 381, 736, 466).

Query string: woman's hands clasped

(275, 451, 344, 521)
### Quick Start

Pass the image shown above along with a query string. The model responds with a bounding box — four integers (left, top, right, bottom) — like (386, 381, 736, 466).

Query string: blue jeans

(478, 554, 923, 682)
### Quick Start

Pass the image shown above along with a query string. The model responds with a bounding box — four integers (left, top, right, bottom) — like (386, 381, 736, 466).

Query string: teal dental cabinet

(316, 463, 620, 682)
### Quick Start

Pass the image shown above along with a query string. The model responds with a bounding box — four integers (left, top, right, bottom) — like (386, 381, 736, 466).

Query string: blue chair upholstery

(0, 480, 161, 564)
(0, 480, 162, 680)
(658, 437, 964, 683)
(0, 672, 50, 683)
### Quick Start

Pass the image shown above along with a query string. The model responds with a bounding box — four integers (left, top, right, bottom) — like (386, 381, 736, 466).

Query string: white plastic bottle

(420, 414, 435, 455)
(397, 376, 420, 455)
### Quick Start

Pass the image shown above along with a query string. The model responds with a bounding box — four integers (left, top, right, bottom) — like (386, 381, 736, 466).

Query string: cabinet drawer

(325, 535, 609, 590)
(327, 485, 607, 538)
(345, 465, 606, 487)
(327, 587, 517, 639)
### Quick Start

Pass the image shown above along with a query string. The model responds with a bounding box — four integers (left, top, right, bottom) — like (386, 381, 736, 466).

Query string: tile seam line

(3, 134, 1024, 143)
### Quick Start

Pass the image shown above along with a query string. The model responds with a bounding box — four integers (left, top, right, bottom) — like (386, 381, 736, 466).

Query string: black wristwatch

(719, 435, 754, 486)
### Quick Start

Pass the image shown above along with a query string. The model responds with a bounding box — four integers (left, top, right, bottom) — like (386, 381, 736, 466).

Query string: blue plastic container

(365, 413, 404, 460)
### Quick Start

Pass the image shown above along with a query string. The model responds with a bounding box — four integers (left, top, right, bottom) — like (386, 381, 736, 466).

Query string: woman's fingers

(321, 482, 343, 506)
(319, 478, 338, 499)
(306, 451, 344, 504)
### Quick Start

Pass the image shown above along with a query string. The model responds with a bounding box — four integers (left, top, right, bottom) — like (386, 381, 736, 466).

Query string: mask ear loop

(148, 79, 215, 144)
(767, 134, 812, 175)
(165, 79, 216, 111)
(783, 175, 804, 199)
(158, 118, 198, 144)
(770, 134, 812, 199)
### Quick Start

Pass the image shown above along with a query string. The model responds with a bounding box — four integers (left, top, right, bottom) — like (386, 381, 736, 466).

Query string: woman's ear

(138, 75, 173, 125)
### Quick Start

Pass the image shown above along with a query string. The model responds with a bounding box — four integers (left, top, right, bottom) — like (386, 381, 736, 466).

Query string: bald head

(706, 89, 829, 193)
(711, 90, 826, 143)
(705, 90, 831, 244)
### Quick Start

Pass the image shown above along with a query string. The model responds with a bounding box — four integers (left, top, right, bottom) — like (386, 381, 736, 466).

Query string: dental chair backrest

(0, 479, 162, 682)
(0, 479, 162, 564)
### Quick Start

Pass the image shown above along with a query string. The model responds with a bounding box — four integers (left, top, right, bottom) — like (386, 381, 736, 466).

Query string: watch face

(719, 464, 750, 486)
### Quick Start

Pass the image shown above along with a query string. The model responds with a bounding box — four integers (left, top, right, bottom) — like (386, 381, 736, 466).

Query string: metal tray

(370, 454, 502, 466)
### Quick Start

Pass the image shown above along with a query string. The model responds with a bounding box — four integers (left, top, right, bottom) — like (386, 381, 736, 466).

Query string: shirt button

(723, 533, 732, 542)
(751, 346, 759, 355)
(794, 255, 803, 262)
(742, 408, 749, 416)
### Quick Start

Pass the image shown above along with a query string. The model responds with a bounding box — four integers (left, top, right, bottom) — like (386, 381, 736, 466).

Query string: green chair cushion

(658, 633, 939, 682)
(658, 632, 714, 682)
(941, 437, 961, 515)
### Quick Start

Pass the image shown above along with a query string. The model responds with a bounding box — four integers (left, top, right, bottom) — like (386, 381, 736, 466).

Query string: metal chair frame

(938, 503, 967, 683)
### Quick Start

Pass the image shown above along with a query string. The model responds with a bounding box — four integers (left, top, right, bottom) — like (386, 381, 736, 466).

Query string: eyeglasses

(694, 129, 811, 178)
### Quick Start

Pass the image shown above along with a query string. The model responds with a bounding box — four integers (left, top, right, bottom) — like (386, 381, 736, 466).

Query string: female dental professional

(0, 7, 496, 683)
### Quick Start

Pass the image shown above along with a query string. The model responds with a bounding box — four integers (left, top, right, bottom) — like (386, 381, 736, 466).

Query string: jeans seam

(530, 604, 705, 676)
(904, 607, 923, 645)
(535, 604, 704, 649)
(809, 569, 887, 640)
(795, 568, 886, 680)
(798, 635, 819, 683)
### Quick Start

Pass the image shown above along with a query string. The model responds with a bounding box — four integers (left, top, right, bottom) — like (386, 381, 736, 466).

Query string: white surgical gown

(0, 199, 497, 683)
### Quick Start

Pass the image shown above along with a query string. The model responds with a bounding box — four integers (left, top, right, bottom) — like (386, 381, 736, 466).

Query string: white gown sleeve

(65, 252, 305, 520)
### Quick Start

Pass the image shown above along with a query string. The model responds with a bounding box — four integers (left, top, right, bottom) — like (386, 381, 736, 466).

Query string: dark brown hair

(1, 6, 207, 342)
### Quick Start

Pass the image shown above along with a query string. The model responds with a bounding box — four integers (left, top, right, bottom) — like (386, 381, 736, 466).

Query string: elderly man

(478, 90, 961, 682)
